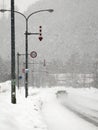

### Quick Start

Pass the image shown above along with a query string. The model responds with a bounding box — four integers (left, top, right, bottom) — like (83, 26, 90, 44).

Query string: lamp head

(48, 9, 54, 13)
(0, 9, 7, 13)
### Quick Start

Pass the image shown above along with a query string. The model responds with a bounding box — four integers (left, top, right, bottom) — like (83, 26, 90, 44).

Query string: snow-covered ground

(0, 81, 47, 130)
(57, 87, 98, 127)
(0, 81, 98, 130)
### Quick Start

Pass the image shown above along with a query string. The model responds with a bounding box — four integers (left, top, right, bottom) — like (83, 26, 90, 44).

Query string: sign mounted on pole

(30, 51, 37, 58)
(38, 26, 43, 41)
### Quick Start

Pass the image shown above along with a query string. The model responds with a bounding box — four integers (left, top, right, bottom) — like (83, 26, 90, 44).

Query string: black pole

(17, 52, 19, 89)
(25, 19, 28, 97)
(11, 0, 16, 104)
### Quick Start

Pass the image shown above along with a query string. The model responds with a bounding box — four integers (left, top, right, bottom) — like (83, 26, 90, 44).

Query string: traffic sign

(22, 68, 29, 73)
(30, 51, 37, 58)
(25, 69, 29, 73)
(39, 36, 43, 41)
(22, 68, 25, 73)
(19, 76, 22, 80)
(38, 26, 43, 41)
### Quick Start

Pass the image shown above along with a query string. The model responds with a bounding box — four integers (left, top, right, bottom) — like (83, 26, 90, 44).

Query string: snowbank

(0, 82, 47, 130)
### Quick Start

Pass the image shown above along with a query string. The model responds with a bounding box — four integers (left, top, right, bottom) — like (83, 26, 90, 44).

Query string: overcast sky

(0, 0, 40, 12)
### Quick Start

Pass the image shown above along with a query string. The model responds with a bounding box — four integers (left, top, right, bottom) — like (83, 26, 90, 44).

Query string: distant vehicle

(56, 90, 68, 98)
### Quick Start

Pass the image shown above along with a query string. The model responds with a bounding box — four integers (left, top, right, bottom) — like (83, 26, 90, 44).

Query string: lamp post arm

(14, 10, 27, 20)
(27, 9, 54, 20)
(0, 9, 27, 20)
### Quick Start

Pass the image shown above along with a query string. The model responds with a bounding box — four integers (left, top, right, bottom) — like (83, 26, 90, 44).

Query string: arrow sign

(39, 36, 43, 41)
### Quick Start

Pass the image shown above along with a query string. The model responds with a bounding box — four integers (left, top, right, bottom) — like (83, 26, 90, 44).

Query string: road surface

(42, 90, 98, 130)
(57, 90, 98, 126)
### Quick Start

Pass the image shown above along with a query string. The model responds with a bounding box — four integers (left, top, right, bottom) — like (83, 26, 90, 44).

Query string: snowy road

(41, 88, 98, 130)
(57, 91, 98, 127)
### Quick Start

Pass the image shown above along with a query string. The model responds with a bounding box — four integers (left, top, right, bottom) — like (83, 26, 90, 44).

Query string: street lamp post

(11, 0, 16, 104)
(17, 53, 30, 90)
(0, 8, 54, 98)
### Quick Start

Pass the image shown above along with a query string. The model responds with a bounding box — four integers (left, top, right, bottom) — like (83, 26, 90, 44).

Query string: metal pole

(33, 59, 34, 87)
(11, 0, 16, 104)
(25, 19, 28, 97)
(17, 53, 19, 89)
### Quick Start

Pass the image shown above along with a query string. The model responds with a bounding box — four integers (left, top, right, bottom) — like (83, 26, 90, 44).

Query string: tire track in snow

(57, 92, 98, 127)
(63, 103, 98, 127)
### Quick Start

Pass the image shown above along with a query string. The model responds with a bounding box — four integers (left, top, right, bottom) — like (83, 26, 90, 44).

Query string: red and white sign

(22, 68, 29, 73)
(30, 51, 37, 58)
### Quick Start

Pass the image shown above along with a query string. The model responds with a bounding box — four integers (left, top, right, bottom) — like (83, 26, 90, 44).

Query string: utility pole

(17, 52, 19, 89)
(11, 0, 16, 104)
(25, 20, 29, 97)
(17, 53, 28, 90)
